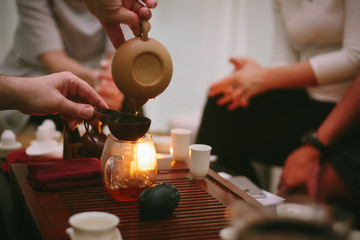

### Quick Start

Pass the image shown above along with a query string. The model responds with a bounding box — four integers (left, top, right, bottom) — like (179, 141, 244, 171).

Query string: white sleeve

(15, 0, 63, 63)
(309, 0, 360, 85)
(270, 0, 299, 67)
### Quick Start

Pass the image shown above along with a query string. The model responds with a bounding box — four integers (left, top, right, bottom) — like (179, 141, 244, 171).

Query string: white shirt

(272, 0, 360, 103)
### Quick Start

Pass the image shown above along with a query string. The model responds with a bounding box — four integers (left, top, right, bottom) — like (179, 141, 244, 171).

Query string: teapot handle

(141, 20, 149, 41)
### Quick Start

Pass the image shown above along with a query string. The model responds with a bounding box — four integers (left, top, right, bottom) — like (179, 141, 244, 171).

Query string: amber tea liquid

(105, 185, 149, 201)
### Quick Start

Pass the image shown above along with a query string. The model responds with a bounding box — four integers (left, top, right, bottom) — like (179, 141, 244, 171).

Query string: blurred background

(0, 0, 273, 133)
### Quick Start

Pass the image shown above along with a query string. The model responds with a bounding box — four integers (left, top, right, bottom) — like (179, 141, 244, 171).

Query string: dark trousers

(196, 89, 335, 185)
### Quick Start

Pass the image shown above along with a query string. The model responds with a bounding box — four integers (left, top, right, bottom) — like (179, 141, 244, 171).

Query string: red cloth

(27, 158, 101, 192)
(1, 149, 62, 174)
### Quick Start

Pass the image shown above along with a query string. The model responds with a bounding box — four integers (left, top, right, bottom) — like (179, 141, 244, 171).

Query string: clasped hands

(209, 57, 268, 110)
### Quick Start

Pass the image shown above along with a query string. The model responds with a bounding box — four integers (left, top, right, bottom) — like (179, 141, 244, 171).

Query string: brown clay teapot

(112, 21, 173, 109)
(81, 120, 107, 158)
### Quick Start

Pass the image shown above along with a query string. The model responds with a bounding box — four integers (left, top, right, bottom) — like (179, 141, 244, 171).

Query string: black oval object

(139, 182, 180, 219)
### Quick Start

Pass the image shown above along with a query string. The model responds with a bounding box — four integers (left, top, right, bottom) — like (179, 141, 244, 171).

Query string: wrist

(260, 68, 275, 91)
(301, 130, 328, 155)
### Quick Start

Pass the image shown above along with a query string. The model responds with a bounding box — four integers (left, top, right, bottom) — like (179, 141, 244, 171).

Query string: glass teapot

(101, 133, 157, 201)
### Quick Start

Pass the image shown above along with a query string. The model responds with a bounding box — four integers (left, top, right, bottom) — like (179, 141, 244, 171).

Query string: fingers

(96, 81, 124, 110)
(229, 57, 251, 70)
(210, 77, 251, 110)
(227, 88, 250, 110)
(278, 182, 290, 197)
(130, 1, 149, 19)
(102, 22, 126, 49)
(208, 76, 234, 97)
(62, 116, 83, 131)
(100, 59, 111, 70)
(57, 100, 95, 130)
(84, 0, 157, 49)
(215, 87, 235, 106)
(307, 165, 321, 201)
(142, 0, 158, 8)
(102, 8, 151, 48)
(68, 77, 108, 109)
(278, 172, 305, 197)
(98, 71, 113, 82)
(138, 7, 152, 20)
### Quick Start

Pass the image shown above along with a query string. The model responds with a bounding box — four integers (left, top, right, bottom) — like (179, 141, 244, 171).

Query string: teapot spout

(135, 99, 149, 113)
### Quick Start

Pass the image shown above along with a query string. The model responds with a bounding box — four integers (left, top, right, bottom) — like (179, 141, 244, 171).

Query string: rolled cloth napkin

(27, 158, 101, 192)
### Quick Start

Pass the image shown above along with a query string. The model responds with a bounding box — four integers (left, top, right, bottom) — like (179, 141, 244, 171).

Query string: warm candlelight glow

(170, 147, 174, 156)
(135, 141, 157, 172)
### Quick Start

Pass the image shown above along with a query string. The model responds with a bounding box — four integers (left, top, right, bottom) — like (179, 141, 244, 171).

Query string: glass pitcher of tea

(101, 133, 157, 201)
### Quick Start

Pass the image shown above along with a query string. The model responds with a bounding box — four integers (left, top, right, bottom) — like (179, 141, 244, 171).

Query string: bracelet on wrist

(301, 130, 328, 154)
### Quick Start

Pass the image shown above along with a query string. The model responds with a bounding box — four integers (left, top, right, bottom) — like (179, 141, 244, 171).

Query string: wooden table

(10, 158, 264, 240)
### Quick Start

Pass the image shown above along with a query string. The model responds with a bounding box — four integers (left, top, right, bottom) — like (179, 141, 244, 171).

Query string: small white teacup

(170, 128, 192, 161)
(189, 144, 212, 179)
(66, 211, 119, 240)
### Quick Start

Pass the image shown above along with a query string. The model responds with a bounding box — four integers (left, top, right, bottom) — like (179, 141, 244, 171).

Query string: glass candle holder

(101, 134, 157, 201)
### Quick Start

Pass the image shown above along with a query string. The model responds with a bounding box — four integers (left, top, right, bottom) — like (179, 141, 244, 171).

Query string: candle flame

(130, 140, 157, 175)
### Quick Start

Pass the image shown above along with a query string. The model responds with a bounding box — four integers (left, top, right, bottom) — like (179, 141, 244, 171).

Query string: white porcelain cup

(189, 144, 212, 179)
(170, 128, 192, 161)
(66, 211, 119, 240)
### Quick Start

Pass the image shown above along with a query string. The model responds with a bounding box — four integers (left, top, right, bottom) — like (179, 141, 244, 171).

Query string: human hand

(208, 57, 267, 110)
(96, 78, 125, 110)
(84, 0, 158, 49)
(16, 72, 108, 129)
(278, 145, 321, 198)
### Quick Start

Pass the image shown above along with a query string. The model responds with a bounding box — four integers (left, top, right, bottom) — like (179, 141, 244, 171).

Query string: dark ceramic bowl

(106, 112, 151, 141)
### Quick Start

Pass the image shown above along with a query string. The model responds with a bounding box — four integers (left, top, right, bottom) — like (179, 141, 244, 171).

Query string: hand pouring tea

(112, 21, 173, 112)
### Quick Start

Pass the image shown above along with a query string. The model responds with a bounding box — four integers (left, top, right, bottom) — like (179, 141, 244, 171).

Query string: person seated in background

(279, 72, 360, 227)
(0, 0, 154, 133)
(196, 0, 360, 186)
